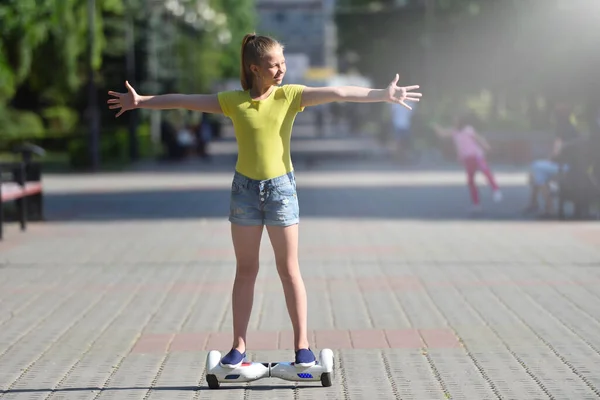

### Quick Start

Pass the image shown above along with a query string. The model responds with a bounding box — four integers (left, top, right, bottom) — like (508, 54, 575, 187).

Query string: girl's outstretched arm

(107, 81, 222, 117)
(300, 74, 421, 110)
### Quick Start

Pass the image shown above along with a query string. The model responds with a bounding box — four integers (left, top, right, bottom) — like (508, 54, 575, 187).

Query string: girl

(433, 113, 502, 212)
(107, 33, 421, 368)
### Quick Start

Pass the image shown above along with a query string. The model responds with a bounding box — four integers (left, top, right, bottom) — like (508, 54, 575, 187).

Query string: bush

(68, 132, 126, 168)
(0, 109, 45, 138)
(67, 123, 157, 168)
(42, 106, 79, 133)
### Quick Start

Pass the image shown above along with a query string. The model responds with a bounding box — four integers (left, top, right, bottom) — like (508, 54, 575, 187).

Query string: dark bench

(0, 143, 46, 240)
(555, 136, 600, 219)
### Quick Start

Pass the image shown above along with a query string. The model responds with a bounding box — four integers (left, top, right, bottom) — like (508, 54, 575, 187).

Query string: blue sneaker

(295, 348, 316, 367)
(219, 348, 246, 368)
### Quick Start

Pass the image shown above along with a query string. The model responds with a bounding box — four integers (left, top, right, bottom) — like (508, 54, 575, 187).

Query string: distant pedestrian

(433, 112, 502, 213)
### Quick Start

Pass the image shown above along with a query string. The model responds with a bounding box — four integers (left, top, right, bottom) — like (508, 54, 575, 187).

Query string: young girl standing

(434, 114, 502, 213)
(107, 33, 421, 368)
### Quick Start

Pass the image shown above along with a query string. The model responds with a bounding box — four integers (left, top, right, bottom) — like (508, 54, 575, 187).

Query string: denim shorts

(229, 171, 299, 227)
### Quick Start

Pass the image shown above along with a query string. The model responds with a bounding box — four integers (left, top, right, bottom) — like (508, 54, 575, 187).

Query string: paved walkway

(1, 137, 600, 399)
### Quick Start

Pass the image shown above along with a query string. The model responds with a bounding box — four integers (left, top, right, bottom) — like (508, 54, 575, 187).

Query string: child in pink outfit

(434, 114, 502, 212)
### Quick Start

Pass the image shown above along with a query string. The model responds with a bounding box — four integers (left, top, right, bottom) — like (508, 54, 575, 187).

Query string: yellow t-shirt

(217, 84, 305, 180)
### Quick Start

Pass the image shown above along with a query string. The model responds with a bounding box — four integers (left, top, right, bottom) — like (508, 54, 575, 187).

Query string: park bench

(0, 143, 46, 240)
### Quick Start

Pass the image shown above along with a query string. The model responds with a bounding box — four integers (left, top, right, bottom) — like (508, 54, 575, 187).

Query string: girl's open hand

(386, 74, 422, 110)
(107, 81, 139, 118)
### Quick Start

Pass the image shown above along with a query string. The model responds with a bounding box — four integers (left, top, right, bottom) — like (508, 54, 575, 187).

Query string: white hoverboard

(205, 348, 335, 389)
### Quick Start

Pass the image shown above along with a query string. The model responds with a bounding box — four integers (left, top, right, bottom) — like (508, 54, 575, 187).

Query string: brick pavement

(1, 141, 600, 399)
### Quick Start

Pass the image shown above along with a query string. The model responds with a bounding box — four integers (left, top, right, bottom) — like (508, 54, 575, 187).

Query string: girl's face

(253, 46, 286, 86)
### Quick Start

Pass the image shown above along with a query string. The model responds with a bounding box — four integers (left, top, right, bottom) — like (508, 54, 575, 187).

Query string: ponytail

(240, 33, 256, 90)
(239, 33, 282, 91)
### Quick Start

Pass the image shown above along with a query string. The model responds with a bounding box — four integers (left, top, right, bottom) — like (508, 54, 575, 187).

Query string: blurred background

(0, 0, 598, 181)
(3, 3, 600, 395)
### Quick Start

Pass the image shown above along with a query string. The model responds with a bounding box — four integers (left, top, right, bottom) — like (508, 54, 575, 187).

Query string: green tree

(0, 0, 123, 137)
(216, 0, 256, 81)
(166, 0, 256, 93)
(0, 0, 257, 140)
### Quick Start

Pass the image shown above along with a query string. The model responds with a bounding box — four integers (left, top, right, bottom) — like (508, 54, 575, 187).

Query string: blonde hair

(240, 33, 282, 90)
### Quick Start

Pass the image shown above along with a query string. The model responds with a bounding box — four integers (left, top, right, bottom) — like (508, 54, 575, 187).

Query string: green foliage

(0, 43, 16, 101)
(215, 0, 257, 79)
(41, 106, 80, 133)
(67, 124, 155, 168)
(0, 108, 45, 138)
(1, 0, 88, 97)
(1, 0, 254, 154)
(172, 31, 222, 94)
(0, 0, 128, 143)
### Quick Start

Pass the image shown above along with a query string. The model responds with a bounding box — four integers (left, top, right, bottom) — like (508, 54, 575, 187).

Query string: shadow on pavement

(0, 383, 315, 394)
(44, 184, 537, 222)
